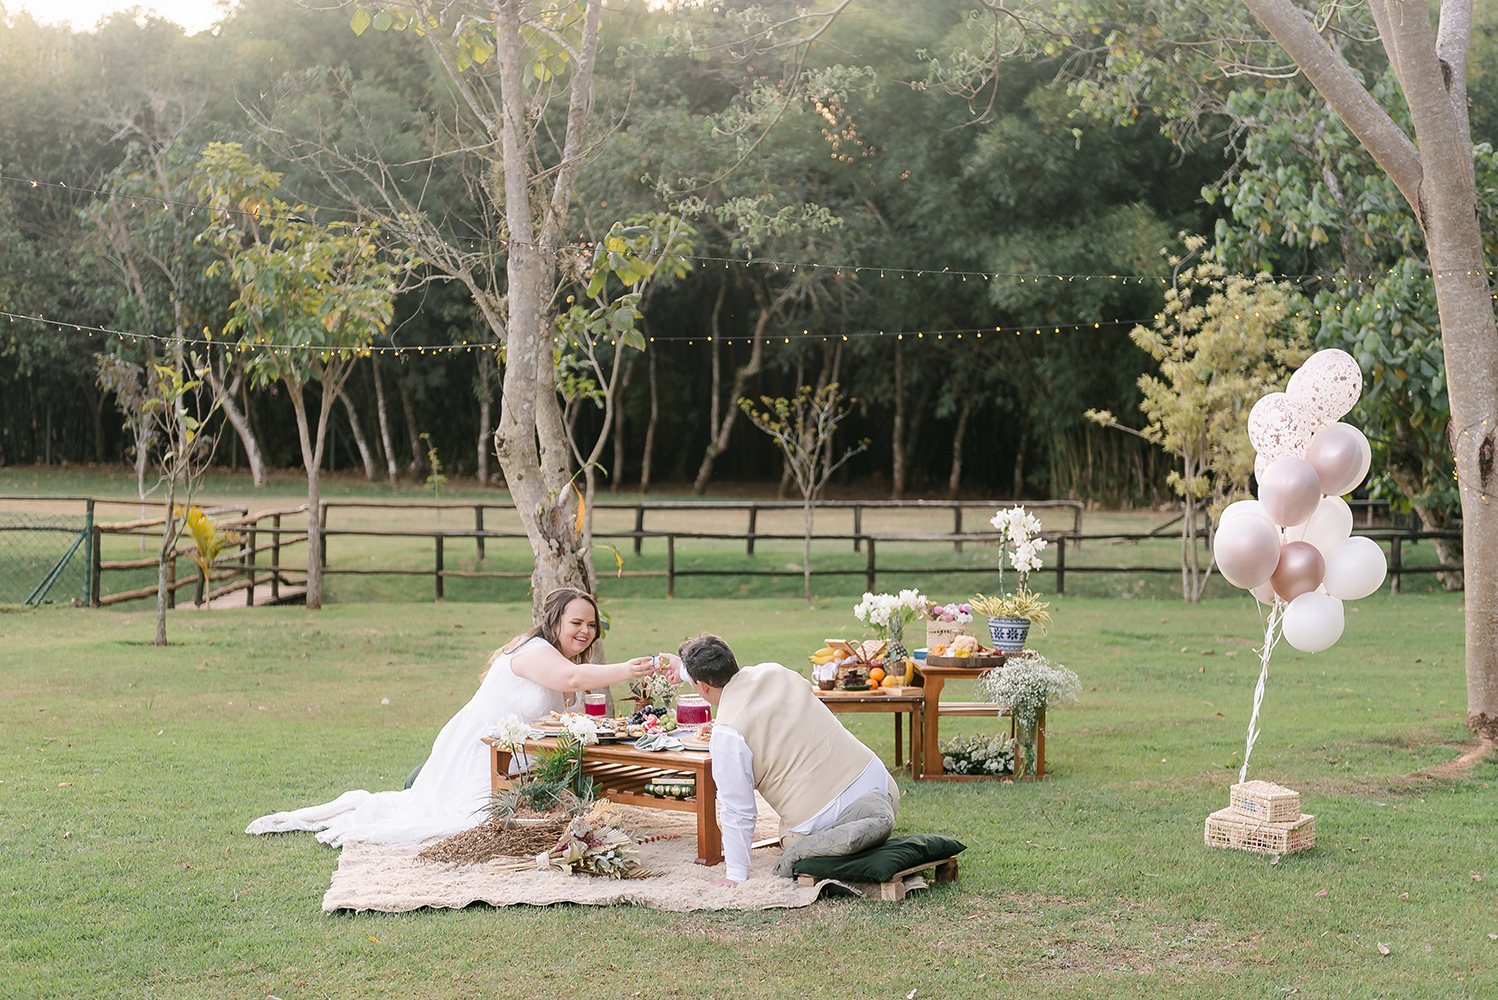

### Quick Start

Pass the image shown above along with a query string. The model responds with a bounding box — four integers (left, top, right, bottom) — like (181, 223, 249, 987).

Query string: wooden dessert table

(482, 735, 723, 866)
(919, 655, 1046, 781)
(814, 689, 926, 777)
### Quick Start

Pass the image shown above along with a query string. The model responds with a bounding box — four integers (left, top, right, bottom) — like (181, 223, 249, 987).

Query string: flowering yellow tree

(1089, 244, 1311, 601)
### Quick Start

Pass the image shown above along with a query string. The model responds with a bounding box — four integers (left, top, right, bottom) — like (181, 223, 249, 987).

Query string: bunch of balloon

(1211, 349, 1388, 783)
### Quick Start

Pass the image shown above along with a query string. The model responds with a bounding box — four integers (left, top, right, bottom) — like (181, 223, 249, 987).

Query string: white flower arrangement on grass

(940, 732, 1015, 776)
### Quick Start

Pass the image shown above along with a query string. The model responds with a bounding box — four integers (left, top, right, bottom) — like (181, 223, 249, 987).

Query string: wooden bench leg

(878, 879, 906, 901)
(934, 859, 959, 883)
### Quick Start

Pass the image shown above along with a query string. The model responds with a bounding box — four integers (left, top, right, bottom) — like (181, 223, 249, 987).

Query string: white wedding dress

(246, 636, 565, 847)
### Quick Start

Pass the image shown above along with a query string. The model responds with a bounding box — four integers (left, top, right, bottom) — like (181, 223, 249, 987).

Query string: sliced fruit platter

(924, 635, 1010, 668)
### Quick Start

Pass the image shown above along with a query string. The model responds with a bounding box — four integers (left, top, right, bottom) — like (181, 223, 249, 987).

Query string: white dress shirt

(708, 722, 892, 883)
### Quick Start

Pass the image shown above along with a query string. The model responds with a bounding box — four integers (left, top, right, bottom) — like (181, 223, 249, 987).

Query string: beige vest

(715, 663, 876, 830)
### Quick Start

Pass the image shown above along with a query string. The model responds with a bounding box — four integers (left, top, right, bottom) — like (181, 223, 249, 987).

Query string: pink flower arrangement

(925, 602, 973, 624)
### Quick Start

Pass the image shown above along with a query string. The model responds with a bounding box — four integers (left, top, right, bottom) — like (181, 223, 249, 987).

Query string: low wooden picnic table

(482, 735, 723, 866)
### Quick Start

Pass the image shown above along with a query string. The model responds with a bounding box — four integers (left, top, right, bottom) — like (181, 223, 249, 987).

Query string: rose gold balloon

(1270, 540, 1326, 601)
(1257, 457, 1323, 527)
(1305, 423, 1364, 496)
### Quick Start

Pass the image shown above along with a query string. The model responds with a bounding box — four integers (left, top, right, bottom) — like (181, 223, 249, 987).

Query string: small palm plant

(180, 506, 241, 608)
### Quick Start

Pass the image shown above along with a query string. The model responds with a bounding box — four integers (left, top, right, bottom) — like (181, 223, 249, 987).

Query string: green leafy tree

(197, 143, 404, 610)
(1090, 244, 1311, 601)
(740, 383, 867, 602)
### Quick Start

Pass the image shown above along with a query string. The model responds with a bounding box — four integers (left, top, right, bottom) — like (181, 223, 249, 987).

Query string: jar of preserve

(676, 693, 711, 726)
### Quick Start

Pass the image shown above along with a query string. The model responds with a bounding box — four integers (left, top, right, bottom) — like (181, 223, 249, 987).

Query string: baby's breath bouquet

(977, 652, 1080, 777)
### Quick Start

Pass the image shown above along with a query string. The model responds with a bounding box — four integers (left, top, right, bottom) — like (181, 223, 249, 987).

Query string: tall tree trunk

(284, 366, 347, 612)
(948, 401, 971, 499)
(488, 0, 603, 612)
(692, 275, 731, 494)
(692, 278, 787, 494)
(399, 376, 424, 478)
(370, 359, 398, 486)
(81, 378, 106, 464)
(779, 354, 805, 500)
(640, 348, 659, 493)
(476, 347, 493, 487)
(154, 477, 177, 647)
(203, 356, 268, 487)
(891, 339, 907, 499)
(1012, 440, 1025, 501)
(1242, 0, 1498, 733)
(819, 342, 843, 487)
(610, 354, 635, 493)
(338, 386, 377, 480)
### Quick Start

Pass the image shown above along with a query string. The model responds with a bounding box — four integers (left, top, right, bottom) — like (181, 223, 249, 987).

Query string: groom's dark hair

(679, 634, 739, 688)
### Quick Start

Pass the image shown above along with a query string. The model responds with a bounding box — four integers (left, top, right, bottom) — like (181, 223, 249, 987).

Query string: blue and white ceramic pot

(986, 615, 1031, 653)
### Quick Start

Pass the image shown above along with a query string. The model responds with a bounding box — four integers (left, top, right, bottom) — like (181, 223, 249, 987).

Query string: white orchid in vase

(974, 505, 1054, 626)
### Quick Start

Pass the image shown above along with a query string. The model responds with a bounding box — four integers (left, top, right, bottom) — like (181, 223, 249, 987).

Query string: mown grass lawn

(2, 592, 1493, 999)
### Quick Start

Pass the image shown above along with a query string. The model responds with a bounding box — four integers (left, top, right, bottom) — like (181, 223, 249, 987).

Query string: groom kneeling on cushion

(677, 634, 900, 887)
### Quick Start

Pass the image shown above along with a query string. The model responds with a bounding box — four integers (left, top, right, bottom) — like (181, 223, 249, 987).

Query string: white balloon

(1258, 457, 1323, 527)
(1287, 349, 1363, 420)
(1250, 580, 1279, 604)
(1323, 535, 1388, 600)
(1219, 499, 1269, 525)
(1348, 424, 1372, 490)
(1248, 392, 1321, 460)
(1254, 452, 1269, 483)
(1214, 512, 1283, 590)
(1284, 496, 1353, 555)
(1282, 591, 1345, 652)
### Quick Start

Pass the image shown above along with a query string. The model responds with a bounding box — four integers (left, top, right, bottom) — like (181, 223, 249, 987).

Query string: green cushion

(791, 834, 967, 883)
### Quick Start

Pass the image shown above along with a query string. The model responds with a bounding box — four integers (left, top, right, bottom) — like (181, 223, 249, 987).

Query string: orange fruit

(869, 666, 886, 683)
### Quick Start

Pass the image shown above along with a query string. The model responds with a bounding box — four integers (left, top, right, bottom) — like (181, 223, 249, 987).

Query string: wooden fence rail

(45, 494, 1445, 606)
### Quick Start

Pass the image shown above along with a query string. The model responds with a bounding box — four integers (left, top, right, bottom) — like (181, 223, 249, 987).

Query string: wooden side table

(814, 691, 925, 776)
(918, 661, 1045, 780)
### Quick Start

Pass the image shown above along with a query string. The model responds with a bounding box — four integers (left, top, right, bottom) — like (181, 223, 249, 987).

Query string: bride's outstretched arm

(510, 644, 661, 693)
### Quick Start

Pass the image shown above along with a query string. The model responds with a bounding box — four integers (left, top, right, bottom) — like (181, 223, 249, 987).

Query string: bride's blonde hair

(495, 587, 601, 664)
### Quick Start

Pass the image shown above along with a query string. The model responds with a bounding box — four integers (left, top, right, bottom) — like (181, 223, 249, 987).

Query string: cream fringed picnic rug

(321, 797, 895, 913)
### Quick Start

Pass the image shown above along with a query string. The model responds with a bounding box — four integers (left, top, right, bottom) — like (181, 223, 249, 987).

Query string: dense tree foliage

(4, 0, 1487, 521)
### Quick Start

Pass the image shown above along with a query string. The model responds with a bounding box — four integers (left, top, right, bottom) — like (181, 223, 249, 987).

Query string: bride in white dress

(246, 588, 660, 847)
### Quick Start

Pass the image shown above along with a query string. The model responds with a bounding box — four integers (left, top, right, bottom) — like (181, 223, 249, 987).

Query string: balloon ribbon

(1240, 601, 1284, 784)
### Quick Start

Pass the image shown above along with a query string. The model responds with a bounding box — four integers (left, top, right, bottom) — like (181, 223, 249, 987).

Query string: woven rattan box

(1229, 780, 1302, 824)
(1204, 807, 1316, 854)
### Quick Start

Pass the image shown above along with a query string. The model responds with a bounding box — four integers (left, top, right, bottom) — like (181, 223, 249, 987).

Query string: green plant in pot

(488, 714, 596, 825)
(976, 652, 1080, 778)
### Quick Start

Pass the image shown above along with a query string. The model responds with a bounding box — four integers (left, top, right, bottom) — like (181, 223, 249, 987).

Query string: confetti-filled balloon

(1287, 348, 1362, 420)
(1248, 393, 1320, 460)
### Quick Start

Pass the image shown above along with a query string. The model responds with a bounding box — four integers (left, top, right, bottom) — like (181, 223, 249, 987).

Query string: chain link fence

(0, 510, 91, 605)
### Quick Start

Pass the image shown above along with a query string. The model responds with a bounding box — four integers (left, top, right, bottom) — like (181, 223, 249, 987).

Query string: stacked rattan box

(1204, 781, 1316, 855)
